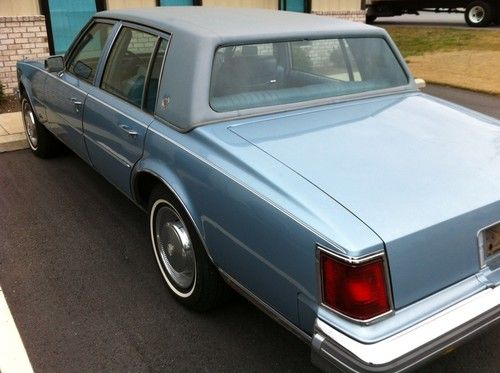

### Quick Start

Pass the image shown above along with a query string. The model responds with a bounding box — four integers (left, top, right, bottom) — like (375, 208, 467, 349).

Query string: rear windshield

(210, 38, 408, 112)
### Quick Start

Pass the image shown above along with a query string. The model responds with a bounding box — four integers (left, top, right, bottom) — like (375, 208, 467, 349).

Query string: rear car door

(83, 24, 169, 196)
(44, 21, 115, 163)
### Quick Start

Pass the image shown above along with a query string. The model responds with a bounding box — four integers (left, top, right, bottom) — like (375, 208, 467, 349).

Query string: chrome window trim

(151, 33, 171, 117)
(96, 21, 171, 113)
(316, 245, 395, 325)
(208, 36, 411, 114)
(63, 18, 117, 67)
(92, 21, 123, 88)
(99, 24, 158, 108)
(64, 21, 117, 86)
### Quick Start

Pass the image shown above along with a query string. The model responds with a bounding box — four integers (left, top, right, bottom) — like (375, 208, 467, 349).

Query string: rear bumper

(311, 285, 500, 372)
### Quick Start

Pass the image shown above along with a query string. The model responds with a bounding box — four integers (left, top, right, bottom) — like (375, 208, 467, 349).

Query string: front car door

(83, 24, 169, 196)
(44, 21, 115, 163)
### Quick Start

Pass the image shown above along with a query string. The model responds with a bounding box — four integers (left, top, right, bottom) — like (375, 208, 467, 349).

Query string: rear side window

(67, 22, 113, 83)
(144, 38, 168, 114)
(101, 27, 158, 107)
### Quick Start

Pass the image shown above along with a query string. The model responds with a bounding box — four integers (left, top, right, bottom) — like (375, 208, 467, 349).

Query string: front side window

(67, 22, 113, 83)
(210, 38, 408, 112)
(101, 27, 158, 107)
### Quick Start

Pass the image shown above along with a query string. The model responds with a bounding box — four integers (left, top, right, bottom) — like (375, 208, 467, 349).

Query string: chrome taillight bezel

(316, 245, 395, 325)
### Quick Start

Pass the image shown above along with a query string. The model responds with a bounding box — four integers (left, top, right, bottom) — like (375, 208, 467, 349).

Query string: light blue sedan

(17, 7, 500, 372)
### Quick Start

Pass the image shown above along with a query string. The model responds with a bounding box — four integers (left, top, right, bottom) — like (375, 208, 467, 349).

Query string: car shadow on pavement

(0, 149, 498, 372)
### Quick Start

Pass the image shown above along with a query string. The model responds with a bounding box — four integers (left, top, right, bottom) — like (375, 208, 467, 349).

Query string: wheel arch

(18, 75, 44, 124)
(131, 165, 218, 265)
(18, 74, 34, 102)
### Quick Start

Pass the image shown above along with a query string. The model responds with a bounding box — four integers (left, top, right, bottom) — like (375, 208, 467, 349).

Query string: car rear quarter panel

(134, 118, 385, 332)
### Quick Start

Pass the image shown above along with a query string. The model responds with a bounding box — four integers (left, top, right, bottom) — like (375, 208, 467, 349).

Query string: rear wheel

(148, 185, 228, 311)
(21, 96, 61, 158)
(465, 1, 494, 27)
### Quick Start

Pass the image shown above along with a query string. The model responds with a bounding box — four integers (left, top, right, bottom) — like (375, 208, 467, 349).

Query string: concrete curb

(0, 112, 28, 153)
(0, 134, 28, 153)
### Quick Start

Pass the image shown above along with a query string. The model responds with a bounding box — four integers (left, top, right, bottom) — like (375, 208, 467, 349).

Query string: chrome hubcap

(469, 6, 485, 23)
(22, 101, 38, 149)
(154, 204, 195, 291)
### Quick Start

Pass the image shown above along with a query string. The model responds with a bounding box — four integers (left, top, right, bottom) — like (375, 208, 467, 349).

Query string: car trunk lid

(229, 93, 500, 308)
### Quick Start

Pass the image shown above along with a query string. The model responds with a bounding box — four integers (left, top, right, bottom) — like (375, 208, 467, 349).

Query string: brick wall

(313, 10, 366, 23)
(0, 16, 49, 95)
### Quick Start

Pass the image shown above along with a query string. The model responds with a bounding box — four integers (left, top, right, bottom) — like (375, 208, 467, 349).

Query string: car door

(44, 21, 115, 163)
(83, 25, 169, 196)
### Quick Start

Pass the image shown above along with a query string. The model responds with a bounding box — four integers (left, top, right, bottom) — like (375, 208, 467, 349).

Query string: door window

(67, 22, 114, 83)
(101, 27, 158, 108)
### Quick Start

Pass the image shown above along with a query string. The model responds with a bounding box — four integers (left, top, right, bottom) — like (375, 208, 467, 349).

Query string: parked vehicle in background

(16, 7, 500, 372)
(364, 0, 500, 27)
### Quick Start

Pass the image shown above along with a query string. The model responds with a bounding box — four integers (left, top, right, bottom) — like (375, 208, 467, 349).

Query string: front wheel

(465, 1, 494, 27)
(21, 96, 60, 158)
(148, 186, 228, 311)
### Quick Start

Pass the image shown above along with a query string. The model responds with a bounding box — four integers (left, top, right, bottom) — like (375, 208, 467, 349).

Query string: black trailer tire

(465, 1, 494, 27)
(366, 15, 377, 24)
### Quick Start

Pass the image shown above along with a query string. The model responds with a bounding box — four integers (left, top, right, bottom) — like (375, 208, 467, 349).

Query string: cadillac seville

(16, 7, 500, 372)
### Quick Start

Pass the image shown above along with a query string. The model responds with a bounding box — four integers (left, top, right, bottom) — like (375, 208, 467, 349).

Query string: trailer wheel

(366, 15, 377, 24)
(465, 1, 493, 27)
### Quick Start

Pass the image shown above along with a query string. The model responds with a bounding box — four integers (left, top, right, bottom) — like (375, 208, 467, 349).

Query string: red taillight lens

(320, 252, 390, 321)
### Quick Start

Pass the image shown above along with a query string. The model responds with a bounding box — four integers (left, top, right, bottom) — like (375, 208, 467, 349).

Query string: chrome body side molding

(218, 269, 312, 344)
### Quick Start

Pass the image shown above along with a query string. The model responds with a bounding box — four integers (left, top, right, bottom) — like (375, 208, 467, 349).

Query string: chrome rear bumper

(312, 285, 500, 372)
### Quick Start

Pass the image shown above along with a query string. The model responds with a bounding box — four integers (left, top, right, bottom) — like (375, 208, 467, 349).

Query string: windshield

(210, 38, 408, 112)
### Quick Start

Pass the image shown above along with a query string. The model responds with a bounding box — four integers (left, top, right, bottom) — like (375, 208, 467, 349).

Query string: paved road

(0, 85, 499, 372)
(375, 10, 500, 29)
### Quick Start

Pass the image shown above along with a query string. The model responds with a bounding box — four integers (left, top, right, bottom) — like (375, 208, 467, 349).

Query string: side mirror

(45, 55, 64, 73)
(415, 78, 426, 89)
(73, 61, 92, 80)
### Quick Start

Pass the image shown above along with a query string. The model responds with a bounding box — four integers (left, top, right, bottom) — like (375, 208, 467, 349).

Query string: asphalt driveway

(0, 85, 499, 372)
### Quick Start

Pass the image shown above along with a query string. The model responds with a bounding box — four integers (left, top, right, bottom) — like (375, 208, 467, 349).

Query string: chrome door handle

(69, 97, 82, 113)
(118, 124, 138, 138)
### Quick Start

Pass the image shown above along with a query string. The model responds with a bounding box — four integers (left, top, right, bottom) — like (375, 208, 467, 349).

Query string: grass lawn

(383, 27, 500, 57)
(382, 27, 500, 95)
